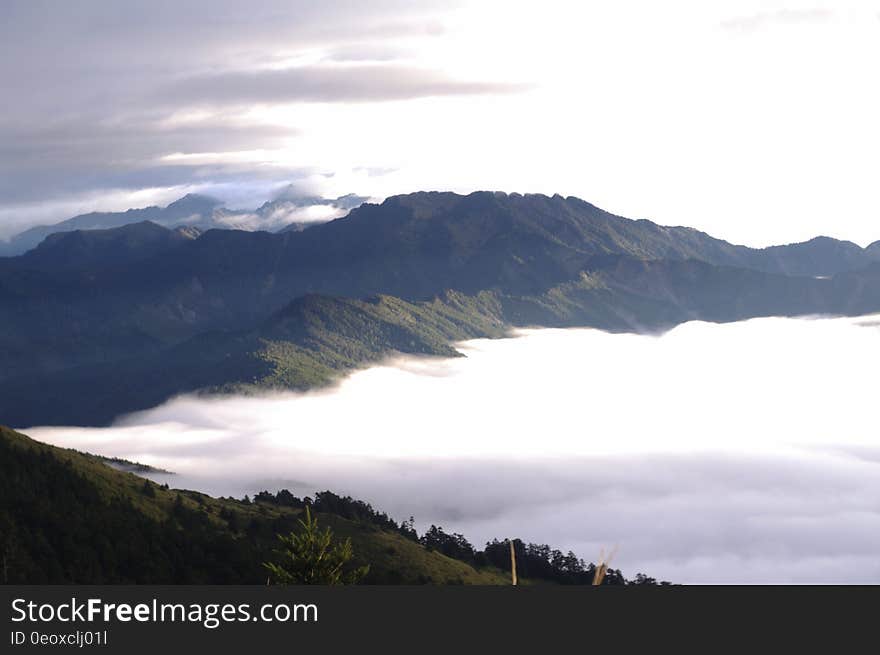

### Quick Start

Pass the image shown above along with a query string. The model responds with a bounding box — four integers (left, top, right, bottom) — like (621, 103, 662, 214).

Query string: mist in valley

(27, 314, 880, 583)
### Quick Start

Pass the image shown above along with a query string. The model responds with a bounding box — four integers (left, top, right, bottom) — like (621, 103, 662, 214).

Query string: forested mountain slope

(0, 426, 655, 585)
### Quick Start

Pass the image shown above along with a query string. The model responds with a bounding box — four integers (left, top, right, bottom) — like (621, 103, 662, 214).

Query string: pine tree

(263, 507, 369, 585)
(140, 479, 156, 497)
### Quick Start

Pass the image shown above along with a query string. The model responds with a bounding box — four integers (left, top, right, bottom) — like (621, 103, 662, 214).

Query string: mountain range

(0, 191, 369, 256)
(2, 190, 880, 427)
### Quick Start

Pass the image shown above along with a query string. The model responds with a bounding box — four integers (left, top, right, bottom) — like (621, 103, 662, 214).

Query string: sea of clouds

(27, 314, 880, 583)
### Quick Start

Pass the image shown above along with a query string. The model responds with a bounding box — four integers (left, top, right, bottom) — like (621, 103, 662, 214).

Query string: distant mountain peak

(16, 220, 195, 272)
(36, 219, 168, 247)
(165, 193, 224, 214)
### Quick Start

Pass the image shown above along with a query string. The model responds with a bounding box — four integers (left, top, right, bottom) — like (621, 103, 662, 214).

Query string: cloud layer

(28, 314, 880, 583)
(164, 65, 525, 106)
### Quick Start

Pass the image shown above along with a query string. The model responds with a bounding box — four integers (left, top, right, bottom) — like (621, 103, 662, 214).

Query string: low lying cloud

(27, 315, 880, 583)
(217, 201, 359, 233)
(0, 168, 369, 240)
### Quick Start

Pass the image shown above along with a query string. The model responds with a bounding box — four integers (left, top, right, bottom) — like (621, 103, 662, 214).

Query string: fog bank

(28, 315, 880, 583)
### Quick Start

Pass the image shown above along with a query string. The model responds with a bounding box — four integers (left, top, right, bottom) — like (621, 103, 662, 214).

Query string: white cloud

(27, 314, 880, 583)
(720, 8, 834, 33)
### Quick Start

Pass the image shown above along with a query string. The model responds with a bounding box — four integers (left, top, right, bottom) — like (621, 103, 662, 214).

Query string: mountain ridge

(0, 191, 369, 256)
(2, 190, 880, 426)
(15, 221, 199, 272)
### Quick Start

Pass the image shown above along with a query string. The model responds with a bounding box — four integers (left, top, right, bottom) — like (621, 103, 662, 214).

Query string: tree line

(254, 489, 669, 585)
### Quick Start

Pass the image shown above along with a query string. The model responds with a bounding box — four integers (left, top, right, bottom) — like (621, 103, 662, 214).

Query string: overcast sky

(2, 0, 879, 245)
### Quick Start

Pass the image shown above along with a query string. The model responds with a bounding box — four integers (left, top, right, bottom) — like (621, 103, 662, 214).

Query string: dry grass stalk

(592, 545, 618, 586)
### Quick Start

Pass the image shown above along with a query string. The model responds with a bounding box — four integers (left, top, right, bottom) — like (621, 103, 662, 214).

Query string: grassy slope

(252, 291, 507, 389)
(0, 426, 507, 584)
(0, 291, 509, 426)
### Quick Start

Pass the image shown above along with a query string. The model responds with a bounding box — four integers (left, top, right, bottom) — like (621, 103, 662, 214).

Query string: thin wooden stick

(510, 540, 518, 586)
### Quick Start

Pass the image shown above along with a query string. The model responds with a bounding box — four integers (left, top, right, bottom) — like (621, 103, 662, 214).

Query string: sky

(28, 314, 880, 583)
(1, 1, 879, 244)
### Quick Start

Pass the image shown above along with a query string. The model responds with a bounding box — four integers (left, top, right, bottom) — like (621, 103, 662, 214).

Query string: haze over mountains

(0, 190, 369, 256)
(2, 190, 880, 427)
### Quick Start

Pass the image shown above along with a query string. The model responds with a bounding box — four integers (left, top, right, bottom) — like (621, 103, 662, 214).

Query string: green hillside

(0, 425, 510, 584)
(0, 426, 665, 585)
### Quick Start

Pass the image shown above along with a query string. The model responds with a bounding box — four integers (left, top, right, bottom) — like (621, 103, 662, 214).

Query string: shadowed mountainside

(13, 221, 200, 272)
(3, 258, 880, 427)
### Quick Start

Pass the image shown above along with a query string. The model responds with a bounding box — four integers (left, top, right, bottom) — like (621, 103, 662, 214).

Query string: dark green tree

(140, 479, 156, 497)
(263, 507, 368, 585)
